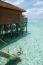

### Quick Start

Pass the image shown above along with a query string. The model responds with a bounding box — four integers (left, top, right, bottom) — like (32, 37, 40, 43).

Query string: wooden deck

(0, 50, 21, 65)
(0, 50, 21, 60)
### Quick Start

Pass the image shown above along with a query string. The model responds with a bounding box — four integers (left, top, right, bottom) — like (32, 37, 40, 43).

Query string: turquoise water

(0, 22, 43, 65)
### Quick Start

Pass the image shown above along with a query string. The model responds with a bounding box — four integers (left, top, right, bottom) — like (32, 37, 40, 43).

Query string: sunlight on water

(0, 22, 43, 65)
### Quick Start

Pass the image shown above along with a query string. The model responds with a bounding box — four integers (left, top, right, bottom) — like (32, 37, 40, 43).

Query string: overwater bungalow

(0, 0, 28, 38)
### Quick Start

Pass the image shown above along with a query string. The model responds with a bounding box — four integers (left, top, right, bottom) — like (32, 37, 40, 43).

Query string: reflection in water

(5, 58, 21, 65)
(0, 22, 43, 65)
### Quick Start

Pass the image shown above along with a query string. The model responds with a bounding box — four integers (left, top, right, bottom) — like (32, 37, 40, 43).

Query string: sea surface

(0, 22, 43, 65)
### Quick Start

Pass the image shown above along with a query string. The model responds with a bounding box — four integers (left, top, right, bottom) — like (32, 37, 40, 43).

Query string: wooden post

(26, 21, 27, 32)
(0, 25, 1, 38)
(10, 24, 12, 38)
(1, 25, 4, 39)
(16, 23, 18, 36)
(24, 17, 28, 32)
(4, 24, 6, 36)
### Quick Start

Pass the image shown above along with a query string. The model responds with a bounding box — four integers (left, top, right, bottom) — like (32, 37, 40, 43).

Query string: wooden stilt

(16, 23, 18, 36)
(1, 25, 4, 39)
(10, 24, 12, 38)
(0, 51, 21, 60)
(26, 22, 27, 32)
(0, 25, 1, 38)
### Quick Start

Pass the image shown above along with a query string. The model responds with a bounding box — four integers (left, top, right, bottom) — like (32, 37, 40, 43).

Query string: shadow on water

(0, 31, 31, 50)
(5, 58, 21, 65)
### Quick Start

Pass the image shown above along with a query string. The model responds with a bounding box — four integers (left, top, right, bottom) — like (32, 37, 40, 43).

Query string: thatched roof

(0, 1, 26, 12)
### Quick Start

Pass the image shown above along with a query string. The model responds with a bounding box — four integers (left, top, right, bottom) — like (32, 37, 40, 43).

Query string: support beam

(0, 51, 21, 60)
(10, 24, 13, 38)
(26, 21, 27, 32)
(16, 23, 19, 36)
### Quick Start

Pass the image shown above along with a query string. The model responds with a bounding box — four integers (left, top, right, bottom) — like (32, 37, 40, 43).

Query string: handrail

(0, 38, 9, 53)
(0, 39, 7, 44)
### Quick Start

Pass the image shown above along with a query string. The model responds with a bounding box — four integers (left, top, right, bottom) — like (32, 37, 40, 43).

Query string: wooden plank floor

(0, 51, 20, 60)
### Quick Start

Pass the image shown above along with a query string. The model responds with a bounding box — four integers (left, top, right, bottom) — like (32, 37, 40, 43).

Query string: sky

(2, 0, 43, 22)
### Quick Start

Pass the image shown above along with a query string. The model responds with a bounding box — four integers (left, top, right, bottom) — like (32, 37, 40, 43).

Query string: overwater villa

(0, 0, 43, 65)
(0, 0, 28, 65)
(0, 0, 28, 38)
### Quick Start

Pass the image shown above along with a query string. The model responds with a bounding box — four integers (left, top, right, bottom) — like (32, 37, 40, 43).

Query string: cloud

(2, 0, 12, 3)
(11, 0, 24, 5)
(33, 1, 43, 7)
(22, 0, 43, 22)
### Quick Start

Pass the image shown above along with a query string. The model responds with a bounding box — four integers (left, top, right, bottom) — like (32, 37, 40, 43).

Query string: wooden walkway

(0, 51, 21, 60)
(0, 39, 22, 64)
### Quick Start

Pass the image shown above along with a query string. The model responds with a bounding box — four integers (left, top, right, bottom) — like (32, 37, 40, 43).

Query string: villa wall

(0, 7, 23, 24)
